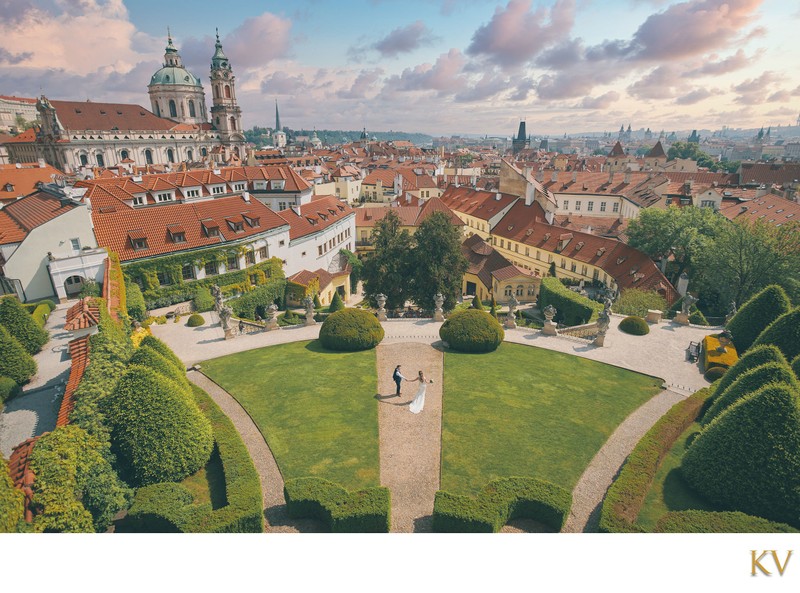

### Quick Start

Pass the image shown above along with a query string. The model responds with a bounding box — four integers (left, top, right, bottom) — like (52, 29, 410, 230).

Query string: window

(187, 149, 193, 161)
(701, 200, 716, 208)
(201, 147, 207, 157)
(229, 116, 237, 131)
(212, 186, 224, 195)
(205, 261, 218, 276)
(243, 250, 255, 266)
(581, 265, 588, 276)
(318, 245, 323, 256)
(167, 149, 175, 163)
(257, 246, 267, 260)
(536, 251, 541, 260)
(188, 100, 196, 118)
(169, 100, 177, 118)
(593, 269, 599, 280)
(185, 189, 200, 198)
(525, 247, 530, 256)
(132, 238, 148, 251)
(145, 149, 153, 165)
(227, 255, 240, 270)
(504, 285, 512, 297)
(500, 239, 504, 248)
(79, 154, 89, 166)
(563, 200, 569, 210)
(575, 201, 581, 211)
(96, 153, 105, 167)
(120, 150, 129, 161)
(548, 254, 554, 263)
(132, 195, 144, 206)
(515, 244, 519, 253)
(234, 183, 246, 192)
(587, 201, 594, 212)
(612, 202, 619, 213)
(70, 238, 81, 251)
(571, 263, 577, 272)
(157, 270, 172, 286)
(182, 263, 195, 281)
(157, 192, 173, 202)
(600, 202, 606, 212)
(516, 285, 524, 297)
(171, 231, 186, 243)
(278, 202, 287, 211)
(279, 240, 285, 247)
(561, 258, 566, 269)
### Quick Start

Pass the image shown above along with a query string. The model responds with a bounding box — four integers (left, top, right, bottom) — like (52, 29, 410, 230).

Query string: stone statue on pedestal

(265, 304, 279, 330)
(725, 300, 737, 324)
(302, 296, 316, 326)
(211, 284, 223, 313)
(542, 304, 558, 335)
(219, 304, 235, 340)
(376, 293, 387, 322)
(504, 295, 519, 329)
(433, 293, 445, 322)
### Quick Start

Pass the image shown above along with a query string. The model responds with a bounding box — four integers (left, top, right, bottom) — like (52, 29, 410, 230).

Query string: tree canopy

(361, 211, 415, 310)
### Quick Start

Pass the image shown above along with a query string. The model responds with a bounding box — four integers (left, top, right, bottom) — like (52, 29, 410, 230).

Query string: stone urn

(542, 304, 558, 336)
(376, 293, 387, 322)
(265, 303, 279, 330)
(433, 293, 445, 322)
(504, 295, 519, 329)
(302, 296, 316, 326)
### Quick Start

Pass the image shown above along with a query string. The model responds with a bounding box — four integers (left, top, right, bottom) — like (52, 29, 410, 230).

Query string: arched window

(96, 153, 105, 167)
(145, 149, 153, 164)
(79, 154, 88, 166)
(213, 86, 219, 99)
(504, 285, 512, 297)
(154, 103, 161, 117)
(229, 116, 236, 131)
(224, 85, 231, 99)
(188, 100, 196, 118)
(201, 147, 207, 157)
(167, 148, 175, 163)
(516, 285, 524, 297)
(187, 149, 193, 161)
(120, 149, 129, 160)
(169, 100, 177, 118)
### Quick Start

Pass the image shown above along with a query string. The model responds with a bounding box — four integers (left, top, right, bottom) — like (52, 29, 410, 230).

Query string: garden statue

(543, 304, 557, 322)
(542, 304, 558, 336)
(302, 296, 316, 326)
(219, 305, 235, 340)
(376, 293, 388, 322)
(594, 307, 611, 347)
(211, 284, 224, 313)
(717, 329, 733, 353)
(433, 293, 445, 322)
(504, 295, 519, 329)
(681, 293, 698, 316)
(265, 303, 279, 330)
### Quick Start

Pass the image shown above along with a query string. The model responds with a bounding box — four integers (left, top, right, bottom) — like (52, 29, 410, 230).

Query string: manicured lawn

(202, 340, 379, 490)
(442, 342, 663, 495)
(636, 422, 716, 530)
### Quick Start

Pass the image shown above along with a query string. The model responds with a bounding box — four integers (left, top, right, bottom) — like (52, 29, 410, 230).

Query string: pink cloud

(675, 88, 715, 105)
(683, 49, 751, 77)
(577, 92, 620, 109)
(384, 49, 467, 95)
(374, 21, 436, 57)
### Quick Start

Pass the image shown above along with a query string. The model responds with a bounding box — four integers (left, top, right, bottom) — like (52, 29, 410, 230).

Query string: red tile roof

(64, 298, 100, 331)
(738, 162, 800, 187)
(2, 128, 37, 144)
(0, 95, 37, 104)
(56, 336, 91, 428)
(8, 435, 41, 523)
(439, 185, 519, 221)
(553, 214, 629, 240)
(661, 171, 738, 185)
(281, 195, 354, 240)
(51, 100, 176, 132)
(719, 192, 800, 228)
(491, 264, 534, 282)
(0, 189, 79, 245)
(461, 234, 517, 289)
(608, 141, 625, 157)
(0, 163, 66, 204)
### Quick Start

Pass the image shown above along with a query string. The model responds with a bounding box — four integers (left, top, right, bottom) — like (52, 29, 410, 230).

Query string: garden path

(187, 370, 322, 533)
(376, 342, 444, 533)
(562, 388, 686, 533)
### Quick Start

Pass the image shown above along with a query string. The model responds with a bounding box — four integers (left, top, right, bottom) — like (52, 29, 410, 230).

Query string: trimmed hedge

(752, 307, 800, 362)
(793, 354, 800, 380)
(612, 288, 667, 318)
(102, 366, 213, 486)
(0, 326, 37, 385)
(704, 367, 726, 382)
(328, 291, 345, 313)
(284, 477, 390, 532)
(618, 316, 649, 336)
(727, 285, 791, 353)
(0, 376, 21, 406)
(124, 384, 263, 533)
(0, 455, 24, 533)
(702, 362, 799, 426)
(709, 345, 787, 405)
(127, 345, 189, 391)
(681, 383, 800, 527)
(230, 281, 287, 321)
(538, 277, 602, 326)
(31, 303, 51, 328)
(192, 286, 215, 313)
(432, 477, 571, 533)
(319, 308, 384, 352)
(655, 510, 799, 533)
(689, 308, 708, 326)
(186, 313, 205, 327)
(599, 387, 712, 533)
(139, 335, 185, 372)
(125, 280, 147, 322)
(439, 308, 504, 353)
(0, 297, 49, 354)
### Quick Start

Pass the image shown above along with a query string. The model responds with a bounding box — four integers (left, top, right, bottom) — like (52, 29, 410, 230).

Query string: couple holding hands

(392, 365, 432, 414)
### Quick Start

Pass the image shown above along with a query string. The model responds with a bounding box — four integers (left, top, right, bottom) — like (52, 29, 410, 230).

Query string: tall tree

(361, 211, 415, 310)
(407, 211, 468, 312)
(340, 248, 362, 293)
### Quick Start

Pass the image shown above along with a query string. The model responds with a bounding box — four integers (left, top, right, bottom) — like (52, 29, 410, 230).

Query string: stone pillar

(674, 312, 690, 325)
(593, 330, 607, 347)
(433, 293, 445, 322)
(376, 293, 387, 322)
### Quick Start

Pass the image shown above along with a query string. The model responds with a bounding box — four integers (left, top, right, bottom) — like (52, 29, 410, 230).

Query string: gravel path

(376, 342, 444, 533)
(561, 388, 686, 533)
(187, 370, 322, 533)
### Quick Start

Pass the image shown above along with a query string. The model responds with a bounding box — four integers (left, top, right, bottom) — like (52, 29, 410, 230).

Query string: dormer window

(128, 230, 148, 251)
(185, 189, 200, 198)
(212, 186, 225, 195)
(617, 256, 627, 265)
(132, 195, 145, 206)
(234, 183, 246, 192)
(156, 192, 173, 203)
(202, 220, 220, 237)
(168, 225, 186, 243)
(243, 215, 260, 228)
(226, 217, 245, 232)
(597, 247, 606, 256)
(4, 183, 13, 192)
(271, 180, 286, 190)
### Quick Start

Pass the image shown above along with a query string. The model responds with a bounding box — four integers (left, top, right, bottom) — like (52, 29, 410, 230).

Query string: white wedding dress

(409, 381, 427, 414)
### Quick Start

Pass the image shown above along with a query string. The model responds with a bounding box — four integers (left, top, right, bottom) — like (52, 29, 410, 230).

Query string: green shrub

(655, 510, 799, 533)
(432, 477, 571, 533)
(471, 295, 484, 310)
(32, 299, 56, 312)
(138, 335, 185, 372)
(31, 304, 51, 328)
(313, 294, 322, 309)
(230, 281, 286, 320)
(284, 477, 390, 532)
(78, 279, 101, 299)
(328, 291, 345, 313)
(0, 456, 24, 533)
(704, 366, 726, 382)
(101, 366, 213, 486)
(709, 344, 787, 405)
(599, 388, 712, 533)
(752, 307, 800, 362)
(128, 346, 189, 391)
(439, 308, 504, 353)
(538, 277, 602, 326)
(192, 286, 215, 313)
(681, 383, 800, 527)
(618, 316, 650, 336)
(727, 285, 791, 353)
(613, 288, 667, 318)
(689, 308, 709, 325)
(319, 308, 384, 352)
(0, 376, 21, 406)
(29, 425, 131, 532)
(793, 354, 800, 380)
(186, 313, 205, 327)
(125, 280, 147, 322)
(0, 327, 36, 385)
(0, 297, 49, 354)
(702, 362, 799, 426)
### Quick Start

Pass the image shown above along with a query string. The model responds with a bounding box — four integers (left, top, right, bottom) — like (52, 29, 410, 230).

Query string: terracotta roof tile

(0, 189, 78, 245)
(9, 435, 42, 523)
(719, 192, 800, 228)
(439, 185, 519, 221)
(51, 100, 176, 132)
(56, 336, 91, 428)
(64, 298, 101, 331)
(0, 163, 66, 204)
(282, 195, 354, 240)
(461, 234, 516, 289)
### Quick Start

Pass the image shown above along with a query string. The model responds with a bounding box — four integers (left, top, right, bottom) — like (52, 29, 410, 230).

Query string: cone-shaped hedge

(709, 345, 787, 403)
(101, 366, 212, 486)
(0, 326, 36, 385)
(471, 295, 484, 310)
(702, 362, 799, 426)
(727, 285, 791, 353)
(752, 307, 800, 362)
(440, 309, 504, 353)
(139, 335, 185, 373)
(319, 308, 384, 351)
(681, 383, 800, 526)
(0, 297, 48, 354)
(127, 346, 189, 391)
(328, 291, 345, 313)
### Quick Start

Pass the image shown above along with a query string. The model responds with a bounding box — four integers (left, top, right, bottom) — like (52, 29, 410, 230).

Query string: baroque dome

(149, 66, 203, 88)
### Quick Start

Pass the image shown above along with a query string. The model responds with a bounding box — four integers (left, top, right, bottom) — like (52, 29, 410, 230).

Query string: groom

(392, 365, 406, 397)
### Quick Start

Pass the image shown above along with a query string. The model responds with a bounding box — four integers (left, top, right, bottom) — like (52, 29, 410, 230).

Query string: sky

(0, 0, 798, 136)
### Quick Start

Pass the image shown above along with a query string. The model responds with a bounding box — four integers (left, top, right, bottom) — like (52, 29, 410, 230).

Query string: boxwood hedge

(125, 280, 147, 322)
(727, 285, 791, 353)
(432, 477, 571, 533)
(654, 510, 799, 533)
(598, 387, 712, 533)
(284, 477, 390, 532)
(0, 296, 48, 354)
(752, 307, 800, 362)
(0, 326, 36, 385)
(708, 344, 786, 406)
(127, 345, 190, 391)
(186, 313, 204, 327)
(31, 303, 51, 328)
(793, 354, 800, 380)
(0, 455, 24, 533)
(319, 308, 384, 352)
(538, 277, 602, 326)
(619, 316, 650, 336)
(0, 376, 21, 407)
(439, 308, 504, 353)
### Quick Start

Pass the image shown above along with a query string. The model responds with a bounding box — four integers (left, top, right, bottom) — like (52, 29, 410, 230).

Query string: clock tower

(209, 29, 244, 152)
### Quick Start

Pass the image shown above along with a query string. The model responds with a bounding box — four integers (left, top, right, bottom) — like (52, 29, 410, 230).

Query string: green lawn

(636, 422, 716, 530)
(202, 341, 379, 490)
(442, 342, 663, 495)
(180, 445, 228, 510)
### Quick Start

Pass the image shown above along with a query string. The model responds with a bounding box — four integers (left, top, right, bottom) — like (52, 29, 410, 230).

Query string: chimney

(15, 162, 21, 169)
(608, 171, 614, 184)
(571, 171, 577, 183)
(37, 158, 46, 168)
(551, 171, 558, 183)
(242, 191, 250, 203)
(624, 171, 630, 184)
(495, 192, 502, 201)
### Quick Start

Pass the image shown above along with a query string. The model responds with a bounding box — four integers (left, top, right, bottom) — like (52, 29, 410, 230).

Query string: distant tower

(209, 29, 244, 147)
(512, 120, 529, 154)
(273, 100, 287, 148)
(148, 30, 207, 124)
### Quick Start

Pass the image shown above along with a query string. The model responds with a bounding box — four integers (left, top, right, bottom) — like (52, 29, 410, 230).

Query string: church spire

(275, 99, 281, 132)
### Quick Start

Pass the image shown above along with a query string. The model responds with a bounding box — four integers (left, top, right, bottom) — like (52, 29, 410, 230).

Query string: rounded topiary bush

(704, 366, 726, 383)
(0, 297, 49, 354)
(319, 308, 384, 351)
(138, 335, 185, 373)
(689, 309, 709, 326)
(0, 376, 21, 406)
(128, 346, 189, 390)
(752, 307, 800, 362)
(0, 327, 36, 385)
(727, 285, 791, 353)
(793, 354, 800, 381)
(101, 366, 212, 486)
(710, 344, 787, 403)
(186, 313, 205, 327)
(439, 309, 504, 353)
(618, 316, 649, 336)
(681, 383, 800, 527)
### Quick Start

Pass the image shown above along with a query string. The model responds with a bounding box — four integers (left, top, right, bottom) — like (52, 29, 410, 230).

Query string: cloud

(383, 49, 467, 96)
(222, 13, 292, 69)
(336, 68, 384, 99)
(0, 48, 32, 65)
(683, 49, 750, 77)
(454, 73, 509, 103)
(509, 77, 535, 101)
(732, 71, 778, 104)
(467, 0, 575, 68)
(260, 71, 312, 96)
(627, 66, 680, 100)
(373, 21, 435, 57)
(675, 88, 715, 105)
(577, 91, 620, 109)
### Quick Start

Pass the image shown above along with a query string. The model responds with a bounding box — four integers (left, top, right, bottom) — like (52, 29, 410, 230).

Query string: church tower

(148, 30, 207, 125)
(209, 29, 244, 147)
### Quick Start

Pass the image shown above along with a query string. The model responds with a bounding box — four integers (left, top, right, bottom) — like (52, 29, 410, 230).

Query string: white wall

(284, 214, 355, 276)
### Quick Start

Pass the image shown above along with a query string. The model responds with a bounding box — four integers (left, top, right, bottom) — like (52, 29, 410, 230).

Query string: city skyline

(0, 0, 798, 136)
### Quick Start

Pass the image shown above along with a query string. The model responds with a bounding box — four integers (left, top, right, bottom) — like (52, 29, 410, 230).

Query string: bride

(409, 370, 431, 414)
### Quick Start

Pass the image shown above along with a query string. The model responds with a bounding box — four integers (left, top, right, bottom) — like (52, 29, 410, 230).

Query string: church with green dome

(147, 31, 209, 126)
